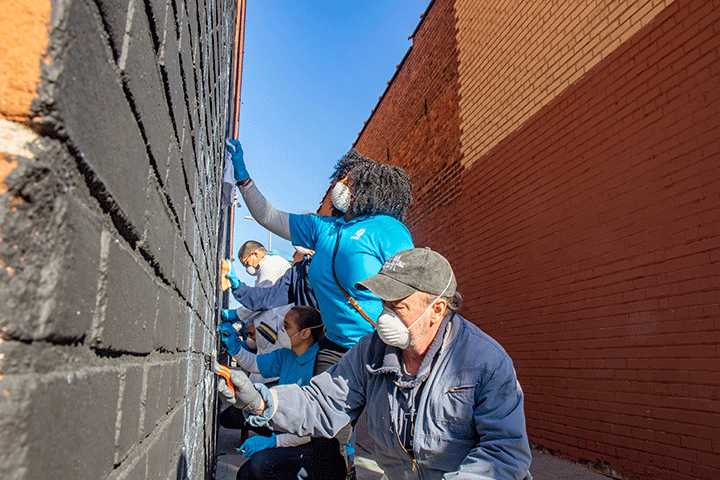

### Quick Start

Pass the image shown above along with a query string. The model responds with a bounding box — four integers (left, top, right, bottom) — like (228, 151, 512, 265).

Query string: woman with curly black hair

(226, 140, 414, 478)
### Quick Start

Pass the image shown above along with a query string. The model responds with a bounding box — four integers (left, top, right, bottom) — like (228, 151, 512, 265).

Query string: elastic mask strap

(408, 273, 454, 330)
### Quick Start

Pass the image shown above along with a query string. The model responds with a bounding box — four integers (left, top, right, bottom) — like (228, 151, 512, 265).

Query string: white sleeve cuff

(275, 433, 311, 448)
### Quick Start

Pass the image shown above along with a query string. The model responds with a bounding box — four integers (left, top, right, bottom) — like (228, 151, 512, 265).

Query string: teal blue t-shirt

(256, 342, 319, 386)
(289, 214, 414, 348)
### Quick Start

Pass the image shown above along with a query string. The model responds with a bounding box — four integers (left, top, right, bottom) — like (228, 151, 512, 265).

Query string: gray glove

(217, 368, 264, 414)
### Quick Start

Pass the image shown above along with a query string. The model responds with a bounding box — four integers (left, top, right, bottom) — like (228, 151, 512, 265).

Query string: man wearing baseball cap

(218, 247, 532, 479)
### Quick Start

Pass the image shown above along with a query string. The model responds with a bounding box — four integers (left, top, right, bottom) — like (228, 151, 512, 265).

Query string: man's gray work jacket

(264, 313, 532, 479)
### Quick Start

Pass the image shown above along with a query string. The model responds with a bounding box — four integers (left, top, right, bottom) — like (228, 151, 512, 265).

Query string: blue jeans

(236, 444, 312, 480)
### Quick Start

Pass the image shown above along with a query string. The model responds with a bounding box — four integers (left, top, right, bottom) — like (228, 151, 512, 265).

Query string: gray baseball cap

(356, 247, 457, 301)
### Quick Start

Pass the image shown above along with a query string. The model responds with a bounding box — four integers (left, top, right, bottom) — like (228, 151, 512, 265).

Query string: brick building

(0, 0, 236, 477)
(326, 0, 719, 479)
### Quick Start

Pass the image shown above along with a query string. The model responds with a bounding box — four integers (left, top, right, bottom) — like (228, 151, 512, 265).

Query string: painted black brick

(54, 0, 149, 231)
(23, 370, 120, 479)
(45, 197, 103, 339)
(142, 178, 178, 278)
(95, 239, 157, 354)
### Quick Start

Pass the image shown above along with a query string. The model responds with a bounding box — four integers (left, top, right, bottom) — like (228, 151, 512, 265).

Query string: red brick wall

(351, 0, 720, 478)
(352, 0, 464, 263)
(461, 2, 720, 478)
(0, 0, 51, 124)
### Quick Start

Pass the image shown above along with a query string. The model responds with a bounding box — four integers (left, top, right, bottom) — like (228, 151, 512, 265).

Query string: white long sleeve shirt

(256, 253, 290, 287)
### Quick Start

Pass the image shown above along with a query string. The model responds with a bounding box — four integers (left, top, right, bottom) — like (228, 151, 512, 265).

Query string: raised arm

(226, 140, 292, 240)
(220, 335, 371, 436)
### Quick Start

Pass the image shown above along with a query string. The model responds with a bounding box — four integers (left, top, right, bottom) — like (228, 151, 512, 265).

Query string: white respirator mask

(245, 265, 257, 276)
(277, 328, 299, 349)
(376, 275, 453, 349)
(278, 324, 323, 349)
(331, 181, 351, 213)
(245, 338, 257, 350)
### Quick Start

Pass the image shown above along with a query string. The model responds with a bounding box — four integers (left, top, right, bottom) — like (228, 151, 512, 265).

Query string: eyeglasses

(241, 249, 260, 267)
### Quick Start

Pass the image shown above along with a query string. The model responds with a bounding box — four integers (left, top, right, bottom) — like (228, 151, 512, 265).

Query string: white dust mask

(376, 306, 427, 349)
(277, 328, 299, 349)
(376, 275, 453, 349)
(244, 338, 257, 350)
(331, 182, 351, 213)
(278, 325, 323, 349)
(242, 248, 260, 276)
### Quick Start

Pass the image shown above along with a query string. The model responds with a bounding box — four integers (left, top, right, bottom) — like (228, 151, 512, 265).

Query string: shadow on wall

(176, 452, 188, 480)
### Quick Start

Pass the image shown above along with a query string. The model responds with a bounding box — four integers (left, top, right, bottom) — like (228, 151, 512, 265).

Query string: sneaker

(346, 465, 357, 480)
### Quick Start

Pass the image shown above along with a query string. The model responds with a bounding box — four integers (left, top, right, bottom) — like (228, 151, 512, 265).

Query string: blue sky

(228, 1, 429, 292)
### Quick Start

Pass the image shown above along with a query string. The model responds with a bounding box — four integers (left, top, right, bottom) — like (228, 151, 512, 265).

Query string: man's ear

(431, 298, 447, 324)
(300, 327, 312, 341)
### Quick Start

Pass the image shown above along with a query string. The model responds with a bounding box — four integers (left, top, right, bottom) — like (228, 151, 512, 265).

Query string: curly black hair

(330, 149, 413, 221)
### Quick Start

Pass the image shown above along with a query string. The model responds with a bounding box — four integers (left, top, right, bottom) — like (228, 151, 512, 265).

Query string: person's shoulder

(257, 347, 281, 364)
(346, 331, 386, 366)
(451, 314, 509, 359)
(265, 254, 291, 267)
(263, 346, 294, 366)
(293, 213, 336, 226)
(357, 215, 411, 237)
(276, 347, 295, 362)
(359, 214, 404, 227)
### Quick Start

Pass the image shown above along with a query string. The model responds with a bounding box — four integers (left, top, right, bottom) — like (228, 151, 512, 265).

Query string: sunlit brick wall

(352, 0, 720, 479)
(455, 0, 674, 167)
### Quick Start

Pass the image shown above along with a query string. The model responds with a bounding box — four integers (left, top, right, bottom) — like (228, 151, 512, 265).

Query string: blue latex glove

(220, 311, 247, 342)
(238, 433, 276, 457)
(225, 139, 249, 183)
(225, 261, 241, 289)
(217, 322, 242, 355)
(221, 309, 239, 323)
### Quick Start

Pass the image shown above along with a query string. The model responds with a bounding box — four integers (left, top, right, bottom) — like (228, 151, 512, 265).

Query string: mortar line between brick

(117, 0, 137, 72)
(109, 393, 182, 479)
(88, 229, 111, 345)
(113, 369, 127, 466)
(137, 363, 149, 443)
(60, 139, 141, 248)
(91, 0, 185, 239)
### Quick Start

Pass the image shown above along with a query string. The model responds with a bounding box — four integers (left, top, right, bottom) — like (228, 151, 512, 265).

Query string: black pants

(218, 404, 273, 437)
(236, 444, 312, 480)
(310, 337, 354, 480)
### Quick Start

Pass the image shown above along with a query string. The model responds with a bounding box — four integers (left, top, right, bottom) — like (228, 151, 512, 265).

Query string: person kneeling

(219, 306, 324, 480)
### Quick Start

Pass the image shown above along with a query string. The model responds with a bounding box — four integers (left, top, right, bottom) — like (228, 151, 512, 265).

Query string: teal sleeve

(256, 350, 282, 379)
(289, 213, 321, 250)
(378, 219, 414, 261)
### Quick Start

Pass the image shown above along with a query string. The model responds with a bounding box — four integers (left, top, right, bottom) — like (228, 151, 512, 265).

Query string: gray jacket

(264, 313, 532, 479)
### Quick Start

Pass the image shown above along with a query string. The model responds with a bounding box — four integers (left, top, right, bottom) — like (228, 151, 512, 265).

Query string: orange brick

(0, 0, 51, 123)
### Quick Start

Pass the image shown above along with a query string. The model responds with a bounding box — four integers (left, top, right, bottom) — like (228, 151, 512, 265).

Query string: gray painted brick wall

(0, 0, 235, 478)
